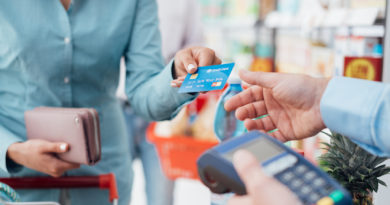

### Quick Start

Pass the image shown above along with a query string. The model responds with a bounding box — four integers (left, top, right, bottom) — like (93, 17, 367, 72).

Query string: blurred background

(131, 0, 390, 204)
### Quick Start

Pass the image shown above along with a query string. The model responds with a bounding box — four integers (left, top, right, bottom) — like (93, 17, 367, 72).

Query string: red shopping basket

(147, 123, 218, 180)
(0, 173, 118, 205)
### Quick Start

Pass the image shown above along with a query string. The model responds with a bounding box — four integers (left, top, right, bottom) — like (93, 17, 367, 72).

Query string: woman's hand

(7, 139, 80, 177)
(225, 70, 329, 142)
(228, 150, 301, 205)
(171, 47, 222, 88)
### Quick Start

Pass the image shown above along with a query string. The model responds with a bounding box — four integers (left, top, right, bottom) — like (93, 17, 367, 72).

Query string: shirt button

(64, 37, 71, 44)
(64, 77, 70, 84)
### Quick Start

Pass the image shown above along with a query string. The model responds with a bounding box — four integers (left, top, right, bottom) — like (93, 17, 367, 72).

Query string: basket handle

(99, 173, 119, 203)
(0, 173, 118, 203)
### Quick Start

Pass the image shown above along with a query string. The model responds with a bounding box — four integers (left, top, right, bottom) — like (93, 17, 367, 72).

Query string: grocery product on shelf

(310, 43, 335, 78)
(344, 56, 383, 81)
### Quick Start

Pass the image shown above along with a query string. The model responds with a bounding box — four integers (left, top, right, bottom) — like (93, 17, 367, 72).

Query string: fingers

(239, 69, 278, 88)
(174, 47, 219, 79)
(212, 56, 222, 66)
(244, 116, 276, 132)
(233, 150, 302, 205)
(268, 130, 288, 142)
(174, 49, 198, 77)
(180, 50, 198, 74)
(39, 141, 69, 154)
(233, 150, 272, 195)
(171, 76, 186, 88)
(225, 86, 263, 112)
(227, 195, 253, 205)
(46, 156, 81, 177)
(196, 48, 217, 67)
(235, 101, 267, 120)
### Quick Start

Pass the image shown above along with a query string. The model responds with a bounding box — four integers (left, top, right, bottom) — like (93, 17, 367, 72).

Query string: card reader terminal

(197, 131, 352, 205)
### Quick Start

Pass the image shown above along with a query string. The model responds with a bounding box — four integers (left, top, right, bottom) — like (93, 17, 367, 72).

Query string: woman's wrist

(6, 142, 23, 165)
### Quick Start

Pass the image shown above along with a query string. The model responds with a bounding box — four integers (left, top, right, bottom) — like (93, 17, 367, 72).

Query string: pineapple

(319, 132, 390, 205)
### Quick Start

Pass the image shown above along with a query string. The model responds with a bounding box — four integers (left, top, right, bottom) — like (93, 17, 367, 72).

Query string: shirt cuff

(320, 77, 388, 156)
(155, 59, 198, 118)
(0, 129, 23, 174)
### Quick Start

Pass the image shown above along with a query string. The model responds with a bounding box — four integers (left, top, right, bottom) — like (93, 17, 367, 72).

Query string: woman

(0, 1, 220, 205)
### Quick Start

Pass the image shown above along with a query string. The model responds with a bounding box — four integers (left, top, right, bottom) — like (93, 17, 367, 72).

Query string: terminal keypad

(275, 163, 334, 204)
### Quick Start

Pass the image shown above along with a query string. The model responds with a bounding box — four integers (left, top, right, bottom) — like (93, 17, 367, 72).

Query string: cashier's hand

(171, 47, 222, 88)
(225, 70, 329, 142)
(228, 150, 301, 205)
(7, 139, 80, 177)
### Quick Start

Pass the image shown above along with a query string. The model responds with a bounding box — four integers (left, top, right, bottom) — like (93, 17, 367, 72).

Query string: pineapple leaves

(378, 179, 387, 186)
(319, 132, 390, 196)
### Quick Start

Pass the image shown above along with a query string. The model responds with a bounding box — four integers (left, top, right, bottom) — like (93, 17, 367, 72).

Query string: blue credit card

(178, 63, 235, 93)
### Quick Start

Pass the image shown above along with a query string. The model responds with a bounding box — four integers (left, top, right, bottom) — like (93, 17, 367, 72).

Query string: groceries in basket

(147, 92, 221, 179)
(154, 92, 220, 143)
(25, 107, 101, 165)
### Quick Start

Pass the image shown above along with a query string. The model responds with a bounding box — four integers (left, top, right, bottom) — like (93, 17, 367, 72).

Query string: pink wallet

(25, 107, 101, 165)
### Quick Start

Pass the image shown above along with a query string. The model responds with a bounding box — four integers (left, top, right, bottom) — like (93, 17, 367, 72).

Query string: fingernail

(60, 144, 68, 152)
(171, 82, 177, 87)
(187, 64, 196, 73)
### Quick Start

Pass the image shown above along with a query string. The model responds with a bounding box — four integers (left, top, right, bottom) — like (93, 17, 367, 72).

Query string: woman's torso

(0, 0, 137, 177)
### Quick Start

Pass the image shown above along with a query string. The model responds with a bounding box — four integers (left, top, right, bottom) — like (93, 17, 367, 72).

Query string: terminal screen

(223, 137, 284, 163)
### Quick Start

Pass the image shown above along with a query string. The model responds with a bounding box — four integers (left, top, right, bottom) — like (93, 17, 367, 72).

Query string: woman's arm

(0, 125, 22, 173)
(124, 0, 218, 121)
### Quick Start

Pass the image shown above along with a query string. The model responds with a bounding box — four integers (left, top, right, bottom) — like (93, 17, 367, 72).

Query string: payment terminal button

(309, 193, 321, 202)
(319, 185, 334, 196)
(291, 179, 304, 188)
(329, 190, 344, 203)
(304, 171, 316, 181)
(313, 178, 326, 187)
(281, 172, 294, 183)
(300, 186, 311, 195)
(295, 165, 307, 174)
(316, 197, 334, 205)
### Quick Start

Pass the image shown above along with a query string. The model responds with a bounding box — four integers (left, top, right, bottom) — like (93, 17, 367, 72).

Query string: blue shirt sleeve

(0, 125, 23, 174)
(320, 77, 390, 157)
(124, 0, 196, 121)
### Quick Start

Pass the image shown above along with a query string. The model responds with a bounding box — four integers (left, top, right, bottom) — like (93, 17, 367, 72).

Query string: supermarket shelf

(264, 8, 385, 37)
(202, 17, 258, 30)
(270, 25, 385, 37)
(336, 25, 385, 37)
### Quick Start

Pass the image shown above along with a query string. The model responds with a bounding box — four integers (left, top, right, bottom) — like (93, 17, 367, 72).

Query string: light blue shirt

(0, 1, 195, 204)
(321, 77, 390, 157)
